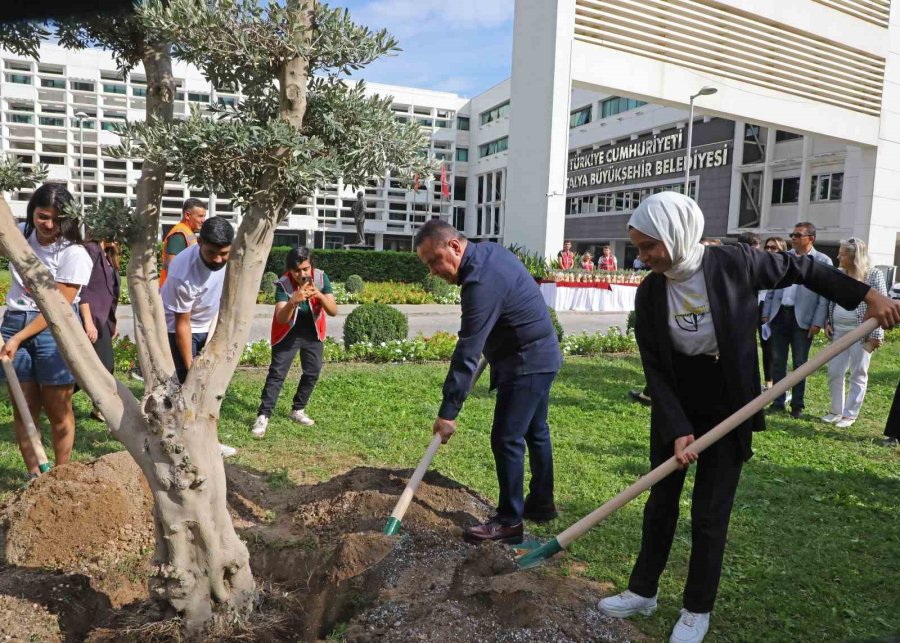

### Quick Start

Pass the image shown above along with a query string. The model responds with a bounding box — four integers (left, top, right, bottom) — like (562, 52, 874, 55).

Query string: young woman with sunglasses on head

(0, 183, 92, 477)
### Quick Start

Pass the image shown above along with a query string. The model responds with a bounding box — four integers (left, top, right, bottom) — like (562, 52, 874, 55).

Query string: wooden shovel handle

(389, 356, 489, 523)
(556, 318, 878, 549)
(0, 340, 50, 469)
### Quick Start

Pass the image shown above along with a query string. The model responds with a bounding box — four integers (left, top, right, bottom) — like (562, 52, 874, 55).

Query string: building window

(570, 105, 592, 128)
(479, 100, 510, 126)
(188, 92, 210, 103)
(600, 96, 646, 119)
(40, 78, 65, 89)
(811, 172, 844, 202)
(101, 121, 119, 132)
(38, 116, 64, 127)
(478, 136, 508, 158)
(457, 116, 470, 131)
(775, 130, 802, 142)
(8, 74, 32, 85)
(71, 80, 94, 92)
(456, 147, 469, 162)
(565, 181, 695, 216)
(39, 155, 65, 165)
(132, 86, 147, 97)
(771, 177, 801, 204)
(218, 96, 237, 107)
(103, 83, 126, 94)
(9, 114, 33, 124)
(475, 170, 504, 237)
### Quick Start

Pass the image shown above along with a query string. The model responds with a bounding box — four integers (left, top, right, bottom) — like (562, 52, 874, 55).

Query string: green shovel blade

(515, 537, 563, 569)
(38, 462, 51, 473)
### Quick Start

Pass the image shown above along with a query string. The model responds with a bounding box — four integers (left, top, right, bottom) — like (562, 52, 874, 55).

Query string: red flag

(414, 172, 420, 191)
(440, 163, 450, 200)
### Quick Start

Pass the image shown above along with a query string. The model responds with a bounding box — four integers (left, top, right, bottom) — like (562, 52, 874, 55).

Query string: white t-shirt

(832, 305, 857, 329)
(666, 268, 719, 356)
(6, 223, 92, 312)
(161, 244, 225, 333)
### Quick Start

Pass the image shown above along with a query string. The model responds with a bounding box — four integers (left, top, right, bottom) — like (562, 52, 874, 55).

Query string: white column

(727, 120, 745, 230)
(760, 127, 777, 230)
(503, 0, 575, 256)
(862, 2, 900, 266)
(797, 135, 812, 221)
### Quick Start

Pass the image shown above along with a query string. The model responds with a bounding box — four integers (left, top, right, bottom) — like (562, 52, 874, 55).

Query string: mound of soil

(0, 455, 636, 642)
(0, 452, 155, 609)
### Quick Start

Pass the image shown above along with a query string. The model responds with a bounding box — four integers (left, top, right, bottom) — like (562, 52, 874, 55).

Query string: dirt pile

(0, 451, 155, 610)
(0, 457, 636, 642)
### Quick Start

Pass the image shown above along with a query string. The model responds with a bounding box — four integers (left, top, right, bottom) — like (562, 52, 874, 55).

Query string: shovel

(1, 341, 51, 474)
(383, 356, 489, 535)
(516, 318, 879, 569)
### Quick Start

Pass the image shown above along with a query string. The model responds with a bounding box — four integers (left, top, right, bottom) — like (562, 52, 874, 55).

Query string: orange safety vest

(159, 221, 198, 288)
(270, 269, 327, 345)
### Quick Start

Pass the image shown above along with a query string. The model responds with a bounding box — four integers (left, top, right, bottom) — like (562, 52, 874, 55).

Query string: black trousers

(885, 380, 900, 439)
(628, 353, 743, 614)
(491, 371, 557, 525)
(257, 324, 324, 417)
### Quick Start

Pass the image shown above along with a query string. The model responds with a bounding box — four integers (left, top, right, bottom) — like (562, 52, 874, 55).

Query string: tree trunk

(128, 40, 177, 389)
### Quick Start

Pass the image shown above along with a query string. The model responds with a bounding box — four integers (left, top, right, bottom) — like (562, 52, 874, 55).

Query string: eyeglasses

(764, 245, 779, 250)
(789, 233, 811, 239)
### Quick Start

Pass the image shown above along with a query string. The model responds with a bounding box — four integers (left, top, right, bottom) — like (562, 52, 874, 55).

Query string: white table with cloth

(539, 281, 638, 313)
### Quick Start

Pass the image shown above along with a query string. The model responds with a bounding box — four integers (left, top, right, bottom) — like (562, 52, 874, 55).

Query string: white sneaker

(251, 415, 269, 439)
(219, 443, 237, 458)
(669, 609, 710, 643)
(598, 590, 657, 618)
(835, 417, 856, 428)
(289, 409, 315, 426)
(821, 413, 841, 424)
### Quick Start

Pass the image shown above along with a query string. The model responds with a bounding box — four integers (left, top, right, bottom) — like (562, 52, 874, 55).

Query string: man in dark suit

(415, 220, 563, 544)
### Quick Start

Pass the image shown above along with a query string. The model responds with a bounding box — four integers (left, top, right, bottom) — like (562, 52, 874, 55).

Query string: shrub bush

(266, 247, 427, 283)
(626, 310, 637, 334)
(257, 272, 279, 304)
(422, 274, 458, 302)
(345, 274, 365, 294)
(112, 335, 139, 373)
(343, 303, 408, 348)
(547, 306, 564, 343)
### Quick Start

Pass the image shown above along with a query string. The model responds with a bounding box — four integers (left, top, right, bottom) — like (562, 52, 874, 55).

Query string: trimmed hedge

(267, 247, 427, 283)
(343, 303, 408, 349)
(547, 306, 564, 343)
(345, 274, 365, 294)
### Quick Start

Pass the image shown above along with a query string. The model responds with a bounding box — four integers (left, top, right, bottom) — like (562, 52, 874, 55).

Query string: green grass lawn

(0, 343, 898, 642)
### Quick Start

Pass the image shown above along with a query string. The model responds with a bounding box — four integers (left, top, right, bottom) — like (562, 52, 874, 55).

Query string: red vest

(270, 269, 327, 344)
(559, 251, 575, 270)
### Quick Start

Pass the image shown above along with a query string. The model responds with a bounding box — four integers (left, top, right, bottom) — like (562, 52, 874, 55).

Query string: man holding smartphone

(252, 247, 337, 438)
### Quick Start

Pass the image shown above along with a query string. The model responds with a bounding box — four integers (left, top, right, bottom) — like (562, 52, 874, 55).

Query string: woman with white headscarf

(598, 192, 899, 643)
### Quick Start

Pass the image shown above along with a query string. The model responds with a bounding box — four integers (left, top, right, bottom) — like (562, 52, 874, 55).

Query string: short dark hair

(795, 221, 816, 237)
(182, 198, 206, 214)
(286, 246, 312, 271)
(25, 183, 82, 244)
(199, 217, 234, 247)
(414, 219, 465, 249)
(737, 232, 760, 247)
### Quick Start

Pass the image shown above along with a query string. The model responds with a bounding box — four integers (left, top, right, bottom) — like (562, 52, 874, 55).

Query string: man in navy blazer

(415, 219, 563, 544)
(762, 222, 832, 417)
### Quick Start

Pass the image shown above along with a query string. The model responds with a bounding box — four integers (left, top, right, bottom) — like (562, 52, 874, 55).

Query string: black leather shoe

(790, 407, 803, 419)
(628, 389, 652, 406)
(463, 518, 523, 545)
(523, 494, 558, 522)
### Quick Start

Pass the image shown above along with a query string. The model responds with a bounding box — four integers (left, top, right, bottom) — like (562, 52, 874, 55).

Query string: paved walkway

(112, 304, 629, 342)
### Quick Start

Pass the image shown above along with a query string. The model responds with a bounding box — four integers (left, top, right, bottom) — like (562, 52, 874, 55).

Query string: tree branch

(127, 40, 177, 388)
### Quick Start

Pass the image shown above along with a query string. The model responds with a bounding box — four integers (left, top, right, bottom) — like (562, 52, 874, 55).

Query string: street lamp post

(75, 111, 88, 215)
(684, 86, 717, 195)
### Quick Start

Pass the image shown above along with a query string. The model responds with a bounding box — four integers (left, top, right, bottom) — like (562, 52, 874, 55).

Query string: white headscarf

(627, 192, 706, 282)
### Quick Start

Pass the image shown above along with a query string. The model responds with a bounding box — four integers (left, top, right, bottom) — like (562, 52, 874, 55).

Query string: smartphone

(300, 275, 313, 286)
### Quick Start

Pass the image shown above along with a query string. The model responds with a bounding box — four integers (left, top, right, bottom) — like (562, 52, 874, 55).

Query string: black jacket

(635, 244, 870, 460)
(439, 242, 562, 420)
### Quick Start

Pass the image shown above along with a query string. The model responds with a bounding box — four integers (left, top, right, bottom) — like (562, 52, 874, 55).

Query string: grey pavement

(112, 304, 629, 342)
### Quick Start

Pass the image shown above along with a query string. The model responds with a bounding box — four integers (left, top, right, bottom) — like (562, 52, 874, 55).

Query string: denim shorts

(0, 310, 76, 386)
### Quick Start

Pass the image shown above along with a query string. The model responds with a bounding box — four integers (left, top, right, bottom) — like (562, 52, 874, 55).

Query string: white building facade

(3, 25, 899, 267)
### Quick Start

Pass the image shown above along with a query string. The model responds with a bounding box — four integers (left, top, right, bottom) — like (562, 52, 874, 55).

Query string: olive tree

(0, 1, 430, 633)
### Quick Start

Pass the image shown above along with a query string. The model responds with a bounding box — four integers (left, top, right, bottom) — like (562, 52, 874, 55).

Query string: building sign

(567, 122, 732, 193)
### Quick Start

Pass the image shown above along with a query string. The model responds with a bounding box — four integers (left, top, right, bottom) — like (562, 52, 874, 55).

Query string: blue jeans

(168, 331, 209, 384)
(491, 371, 557, 525)
(770, 307, 813, 410)
(0, 311, 77, 386)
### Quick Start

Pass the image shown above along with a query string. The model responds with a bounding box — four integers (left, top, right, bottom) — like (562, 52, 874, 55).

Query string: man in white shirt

(160, 217, 236, 456)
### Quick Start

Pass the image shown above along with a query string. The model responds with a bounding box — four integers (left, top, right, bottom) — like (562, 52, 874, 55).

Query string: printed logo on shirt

(674, 305, 710, 333)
